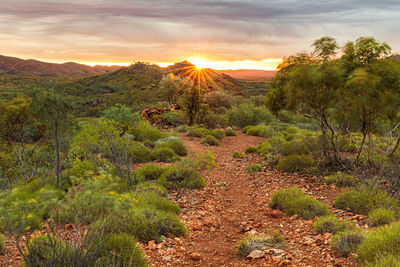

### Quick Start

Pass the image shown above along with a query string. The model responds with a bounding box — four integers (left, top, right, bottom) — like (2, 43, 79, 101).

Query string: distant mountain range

(218, 69, 276, 80)
(0, 55, 122, 77)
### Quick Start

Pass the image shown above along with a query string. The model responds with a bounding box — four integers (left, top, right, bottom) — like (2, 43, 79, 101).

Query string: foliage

(158, 166, 205, 189)
(367, 208, 396, 226)
(232, 152, 244, 159)
(228, 103, 275, 128)
(204, 91, 232, 109)
(331, 230, 365, 256)
(135, 164, 165, 182)
(129, 121, 164, 143)
(334, 185, 400, 215)
(270, 187, 330, 219)
(104, 104, 140, 132)
(313, 215, 354, 234)
(244, 164, 263, 175)
(324, 172, 358, 187)
(186, 127, 209, 138)
(224, 128, 236, 136)
(276, 155, 314, 173)
(200, 135, 219, 146)
(245, 125, 277, 138)
(209, 129, 226, 140)
(152, 147, 180, 162)
(154, 136, 187, 156)
(237, 233, 287, 257)
(245, 146, 257, 154)
(159, 74, 185, 105)
(0, 233, 5, 254)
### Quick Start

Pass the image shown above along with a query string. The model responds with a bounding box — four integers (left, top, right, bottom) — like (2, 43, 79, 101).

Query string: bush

(263, 153, 280, 167)
(135, 164, 165, 182)
(129, 121, 164, 143)
(281, 139, 310, 155)
(331, 230, 365, 256)
(134, 182, 167, 197)
(242, 126, 252, 133)
(245, 146, 257, 154)
(365, 254, 400, 267)
(368, 208, 396, 226)
(126, 141, 153, 163)
(225, 128, 236, 136)
(200, 135, 219, 146)
(232, 152, 244, 159)
(159, 166, 205, 189)
(209, 129, 226, 140)
(324, 172, 358, 187)
(270, 187, 330, 219)
(0, 233, 4, 254)
(246, 125, 277, 138)
(186, 127, 209, 138)
(256, 136, 286, 155)
(205, 91, 232, 109)
(154, 136, 187, 156)
(276, 155, 314, 173)
(237, 233, 286, 257)
(313, 215, 354, 234)
(334, 185, 400, 215)
(357, 222, 400, 263)
(245, 164, 263, 174)
(133, 191, 181, 215)
(96, 233, 147, 267)
(228, 103, 275, 128)
(152, 147, 180, 162)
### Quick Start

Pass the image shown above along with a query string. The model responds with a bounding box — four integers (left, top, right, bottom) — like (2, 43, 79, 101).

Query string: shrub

(129, 121, 164, 143)
(334, 185, 400, 215)
(263, 153, 280, 167)
(152, 147, 180, 162)
(104, 104, 140, 131)
(331, 230, 365, 256)
(270, 187, 330, 219)
(134, 182, 167, 197)
(242, 126, 252, 133)
(245, 164, 263, 174)
(210, 129, 226, 140)
(200, 135, 219, 146)
(365, 254, 400, 267)
(186, 127, 209, 138)
(154, 136, 187, 156)
(232, 152, 244, 159)
(281, 139, 310, 155)
(357, 222, 400, 263)
(368, 208, 396, 226)
(276, 155, 314, 173)
(225, 128, 236, 136)
(256, 136, 286, 155)
(237, 232, 286, 257)
(158, 166, 205, 189)
(313, 215, 354, 234)
(228, 103, 275, 128)
(135, 164, 165, 182)
(96, 233, 147, 267)
(133, 191, 180, 215)
(204, 91, 232, 109)
(324, 172, 358, 187)
(0, 233, 4, 254)
(246, 125, 277, 138)
(127, 141, 153, 163)
(245, 146, 257, 154)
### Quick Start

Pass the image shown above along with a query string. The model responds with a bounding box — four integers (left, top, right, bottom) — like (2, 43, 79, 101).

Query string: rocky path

(144, 131, 360, 266)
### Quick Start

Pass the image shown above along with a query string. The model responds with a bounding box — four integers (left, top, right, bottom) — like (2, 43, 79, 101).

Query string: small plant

(324, 172, 358, 187)
(263, 153, 280, 167)
(331, 230, 365, 256)
(96, 233, 147, 267)
(134, 182, 167, 197)
(357, 222, 400, 263)
(210, 129, 226, 140)
(186, 127, 209, 138)
(313, 215, 354, 234)
(154, 137, 187, 156)
(225, 128, 236, 136)
(270, 187, 330, 219)
(245, 164, 263, 174)
(130, 121, 164, 143)
(245, 146, 257, 154)
(232, 151, 244, 159)
(276, 155, 314, 173)
(135, 164, 165, 182)
(242, 126, 252, 133)
(152, 147, 180, 162)
(158, 166, 205, 189)
(0, 233, 5, 254)
(368, 208, 396, 226)
(334, 185, 400, 215)
(200, 135, 219, 146)
(365, 254, 400, 267)
(237, 232, 286, 257)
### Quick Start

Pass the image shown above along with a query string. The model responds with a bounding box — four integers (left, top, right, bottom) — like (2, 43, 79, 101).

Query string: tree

(31, 92, 73, 188)
(159, 74, 185, 105)
(312, 36, 338, 61)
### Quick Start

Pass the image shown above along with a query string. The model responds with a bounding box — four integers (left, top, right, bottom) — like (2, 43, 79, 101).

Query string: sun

(188, 57, 210, 69)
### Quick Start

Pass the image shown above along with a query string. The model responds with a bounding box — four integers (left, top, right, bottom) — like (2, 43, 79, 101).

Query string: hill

(0, 55, 122, 77)
(218, 69, 276, 81)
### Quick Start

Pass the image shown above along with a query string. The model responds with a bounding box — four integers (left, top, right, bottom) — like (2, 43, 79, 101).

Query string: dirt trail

(144, 131, 359, 266)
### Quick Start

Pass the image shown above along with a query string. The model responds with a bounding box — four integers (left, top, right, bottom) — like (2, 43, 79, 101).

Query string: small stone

(210, 227, 216, 232)
(148, 240, 156, 250)
(163, 255, 172, 261)
(269, 248, 285, 255)
(247, 250, 265, 259)
(190, 252, 201, 261)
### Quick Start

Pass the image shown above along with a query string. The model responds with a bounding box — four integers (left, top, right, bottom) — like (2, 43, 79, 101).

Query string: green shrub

(96, 233, 147, 267)
(263, 153, 280, 167)
(210, 129, 226, 140)
(246, 125, 277, 138)
(270, 187, 330, 219)
(232, 152, 244, 159)
(152, 147, 180, 162)
(281, 139, 310, 155)
(245, 164, 263, 174)
(225, 128, 236, 136)
(237, 232, 286, 257)
(228, 103, 275, 128)
(159, 166, 205, 189)
(324, 172, 358, 187)
(200, 135, 219, 146)
(186, 127, 209, 138)
(368, 208, 396, 226)
(0, 233, 5, 254)
(134, 182, 167, 197)
(256, 136, 286, 155)
(127, 141, 153, 163)
(129, 121, 164, 143)
(104, 104, 140, 131)
(133, 191, 180, 215)
(154, 136, 187, 156)
(242, 126, 252, 133)
(276, 155, 314, 173)
(334, 185, 400, 215)
(135, 164, 165, 182)
(313, 215, 354, 234)
(365, 254, 400, 267)
(331, 230, 365, 256)
(357, 222, 400, 263)
(245, 146, 257, 154)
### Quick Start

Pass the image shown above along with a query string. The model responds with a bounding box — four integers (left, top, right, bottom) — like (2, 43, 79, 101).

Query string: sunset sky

(1, 0, 399, 70)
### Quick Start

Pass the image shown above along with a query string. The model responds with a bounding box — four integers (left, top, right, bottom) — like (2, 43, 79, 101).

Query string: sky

(0, 0, 399, 70)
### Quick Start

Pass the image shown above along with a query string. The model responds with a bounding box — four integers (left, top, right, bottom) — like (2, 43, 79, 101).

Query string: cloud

(0, 0, 399, 64)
